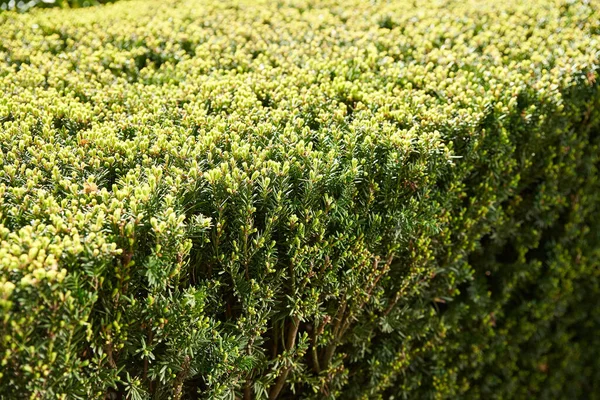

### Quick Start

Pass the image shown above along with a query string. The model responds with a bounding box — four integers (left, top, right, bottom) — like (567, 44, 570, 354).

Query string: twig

(269, 316, 300, 399)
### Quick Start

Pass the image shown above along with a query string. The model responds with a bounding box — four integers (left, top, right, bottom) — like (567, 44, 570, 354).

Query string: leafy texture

(0, 0, 599, 398)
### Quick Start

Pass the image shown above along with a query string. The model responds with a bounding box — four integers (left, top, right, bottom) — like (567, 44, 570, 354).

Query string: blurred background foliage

(0, 0, 117, 12)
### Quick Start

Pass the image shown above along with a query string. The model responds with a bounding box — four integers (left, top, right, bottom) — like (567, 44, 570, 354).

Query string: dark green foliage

(0, 0, 599, 398)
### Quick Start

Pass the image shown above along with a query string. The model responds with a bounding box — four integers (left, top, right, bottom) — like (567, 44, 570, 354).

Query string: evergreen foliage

(0, 0, 599, 398)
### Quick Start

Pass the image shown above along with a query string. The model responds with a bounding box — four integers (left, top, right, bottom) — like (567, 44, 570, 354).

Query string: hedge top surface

(0, 0, 596, 266)
(0, 0, 599, 399)
(0, 0, 597, 248)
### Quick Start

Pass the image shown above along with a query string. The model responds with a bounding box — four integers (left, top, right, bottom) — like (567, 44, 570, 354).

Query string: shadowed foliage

(0, 0, 599, 398)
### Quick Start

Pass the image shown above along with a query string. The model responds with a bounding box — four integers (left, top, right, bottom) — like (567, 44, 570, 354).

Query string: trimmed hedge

(1, 0, 599, 398)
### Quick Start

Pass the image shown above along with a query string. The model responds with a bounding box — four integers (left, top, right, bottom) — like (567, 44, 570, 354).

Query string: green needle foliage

(0, 0, 599, 398)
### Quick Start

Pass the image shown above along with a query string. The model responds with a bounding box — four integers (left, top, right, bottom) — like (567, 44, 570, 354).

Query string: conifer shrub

(0, 0, 599, 398)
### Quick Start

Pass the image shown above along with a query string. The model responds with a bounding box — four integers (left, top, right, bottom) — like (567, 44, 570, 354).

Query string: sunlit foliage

(0, 0, 599, 398)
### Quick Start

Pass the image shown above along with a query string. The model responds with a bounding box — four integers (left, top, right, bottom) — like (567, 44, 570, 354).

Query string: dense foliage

(0, 0, 599, 398)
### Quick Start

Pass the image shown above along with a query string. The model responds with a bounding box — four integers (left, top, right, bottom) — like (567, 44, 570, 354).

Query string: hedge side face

(0, 0, 599, 398)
